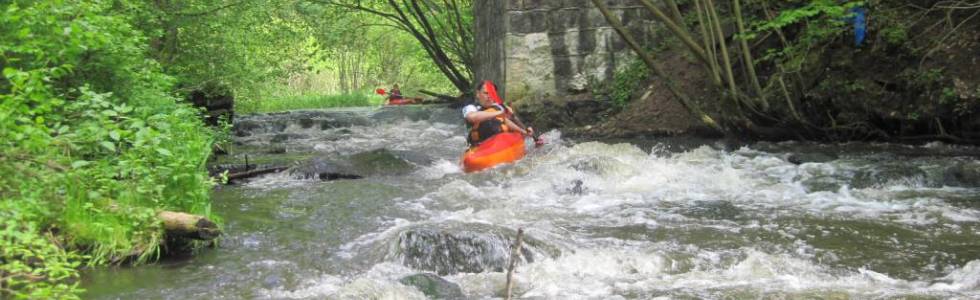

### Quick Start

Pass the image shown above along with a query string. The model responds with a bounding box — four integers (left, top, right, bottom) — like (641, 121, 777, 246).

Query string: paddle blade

(375, 88, 386, 95)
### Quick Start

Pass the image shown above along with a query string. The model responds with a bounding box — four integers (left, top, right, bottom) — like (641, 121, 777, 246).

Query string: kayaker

(388, 84, 404, 101)
(462, 80, 534, 146)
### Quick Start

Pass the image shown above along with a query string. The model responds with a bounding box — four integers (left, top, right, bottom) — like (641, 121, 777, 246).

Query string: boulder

(398, 273, 465, 300)
(289, 149, 414, 180)
(391, 224, 549, 275)
(347, 148, 414, 176)
(944, 161, 980, 187)
(787, 152, 838, 165)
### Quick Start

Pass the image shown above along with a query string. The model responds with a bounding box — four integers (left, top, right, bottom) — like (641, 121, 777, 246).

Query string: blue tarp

(851, 7, 867, 46)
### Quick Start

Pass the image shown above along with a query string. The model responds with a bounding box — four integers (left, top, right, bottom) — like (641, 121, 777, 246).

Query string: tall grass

(237, 93, 386, 114)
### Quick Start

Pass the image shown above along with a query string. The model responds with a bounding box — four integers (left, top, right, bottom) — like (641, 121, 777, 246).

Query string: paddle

(483, 80, 545, 147)
(376, 88, 417, 104)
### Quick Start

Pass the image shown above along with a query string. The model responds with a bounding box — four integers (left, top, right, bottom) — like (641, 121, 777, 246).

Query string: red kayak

(462, 132, 526, 173)
(387, 98, 414, 105)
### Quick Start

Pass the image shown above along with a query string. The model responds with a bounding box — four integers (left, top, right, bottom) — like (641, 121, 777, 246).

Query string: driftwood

(158, 211, 220, 240)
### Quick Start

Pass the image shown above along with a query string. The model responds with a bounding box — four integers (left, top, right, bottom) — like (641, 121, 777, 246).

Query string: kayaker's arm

(503, 118, 529, 136)
(503, 108, 539, 141)
(465, 110, 504, 124)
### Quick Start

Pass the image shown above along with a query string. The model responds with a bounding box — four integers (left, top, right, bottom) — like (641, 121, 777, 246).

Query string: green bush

(592, 58, 649, 107)
(1, 0, 218, 297)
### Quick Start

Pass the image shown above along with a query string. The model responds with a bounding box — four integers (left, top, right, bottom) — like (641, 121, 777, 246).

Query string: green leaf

(156, 148, 172, 156)
(109, 130, 120, 141)
(100, 141, 116, 152)
(71, 160, 91, 168)
(2, 67, 17, 78)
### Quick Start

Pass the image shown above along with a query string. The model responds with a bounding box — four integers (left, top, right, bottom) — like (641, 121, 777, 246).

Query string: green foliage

(122, 0, 311, 99)
(881, 26, 908, 46)
(593, 59, 650, 107)
(0, 219, 84, 299)
(753, 0, 864, 69)
(754, 0, 862, 32)
(1, 0, 218, 297)
(296, 0, 473, 94)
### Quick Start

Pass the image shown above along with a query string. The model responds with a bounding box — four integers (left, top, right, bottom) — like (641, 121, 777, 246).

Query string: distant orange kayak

(387, 98, 414, 105)
(462, 132, 526, 173)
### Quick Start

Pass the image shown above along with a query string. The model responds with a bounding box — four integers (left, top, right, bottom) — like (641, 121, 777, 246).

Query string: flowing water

(83, 105, 980, 299)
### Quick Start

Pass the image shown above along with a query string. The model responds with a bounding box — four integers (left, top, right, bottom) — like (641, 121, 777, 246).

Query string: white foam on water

(495, 247, 980, 298)
(929, 259, 980, 292)
(335, 218, 414, 259)
(246, 123, 979, 299)
(514, 248, 669, 299)
(258, 273, 345, 299)
(258, 263, 426, 300)
(242, 171, 320, 190)
(415, 159, 462, 179)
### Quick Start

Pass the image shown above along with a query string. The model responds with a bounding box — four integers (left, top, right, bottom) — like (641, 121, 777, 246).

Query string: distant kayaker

(388, 84, 404, 101)
(462, 80, 534, 146)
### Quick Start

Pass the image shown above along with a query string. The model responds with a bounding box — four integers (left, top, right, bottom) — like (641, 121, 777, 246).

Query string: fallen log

(418, 89, 458, 103)
(158, 211, 221, 240)
(225, 166, 288, 183)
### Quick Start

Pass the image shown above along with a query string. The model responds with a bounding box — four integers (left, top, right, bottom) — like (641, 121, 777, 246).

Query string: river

(83, 105, 980, 299)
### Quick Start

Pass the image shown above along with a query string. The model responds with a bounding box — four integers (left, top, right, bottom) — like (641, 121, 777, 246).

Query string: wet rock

(262, 274, 283, 289)
(570, 157, 602, 173)
(265, 147, 286, 154)
(270, 133, 308, 143)
(567, 179, 585, 195)
(298, 117, 316, 129)
(852, 164, 928, 189)
(289, 149, 414, 180)
(392, 225, 539, 275)
(347, 148, 414, 176)
(398, 273, 464, 300)
(233, 119, 261, 137)
(787, 152, 838, 165)
(801, 177, 842, 193)
(335, 128, 353, 135)
(388, 149, 435, 166)
(186, 82, 234, 126)
(684, 200, 743, 220)
(233, 119, 288, 137)
(943, 161, 980, 187)
(290, 157, 363, 181)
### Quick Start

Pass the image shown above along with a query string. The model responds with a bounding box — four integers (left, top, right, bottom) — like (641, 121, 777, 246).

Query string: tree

(311, 0, 474, 94)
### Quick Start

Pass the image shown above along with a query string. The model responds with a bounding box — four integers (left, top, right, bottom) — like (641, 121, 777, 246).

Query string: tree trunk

(158, 211, 221, 240)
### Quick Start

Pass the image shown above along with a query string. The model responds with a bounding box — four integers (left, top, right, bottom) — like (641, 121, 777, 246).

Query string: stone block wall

(475, 0, 662, 105)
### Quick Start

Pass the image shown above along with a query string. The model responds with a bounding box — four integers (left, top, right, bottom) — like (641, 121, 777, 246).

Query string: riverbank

(517, 1, 980, 145)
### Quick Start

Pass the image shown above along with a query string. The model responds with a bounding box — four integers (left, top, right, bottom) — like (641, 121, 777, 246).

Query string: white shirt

(461, 103, 503, 119)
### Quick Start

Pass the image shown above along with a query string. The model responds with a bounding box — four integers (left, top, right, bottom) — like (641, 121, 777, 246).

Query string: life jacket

(389, 89, 403, 99)
(467, 104, 511, 146)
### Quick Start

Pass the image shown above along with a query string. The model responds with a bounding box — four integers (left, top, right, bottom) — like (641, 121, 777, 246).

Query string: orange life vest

(467, 105, 511, 146)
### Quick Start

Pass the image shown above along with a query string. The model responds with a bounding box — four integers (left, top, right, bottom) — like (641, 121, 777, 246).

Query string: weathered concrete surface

(475, 1, 710, 138)
(476, 0, 662, 105)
